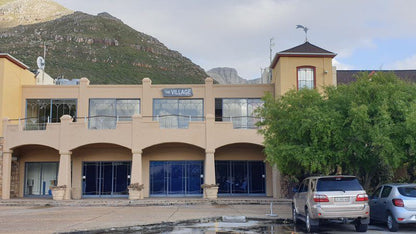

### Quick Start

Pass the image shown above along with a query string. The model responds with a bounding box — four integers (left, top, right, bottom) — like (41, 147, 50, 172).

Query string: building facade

(1, 42, 337, 200)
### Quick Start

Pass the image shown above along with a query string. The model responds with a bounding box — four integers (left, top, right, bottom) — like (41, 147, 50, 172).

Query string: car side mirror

(292, 187, 299, 193)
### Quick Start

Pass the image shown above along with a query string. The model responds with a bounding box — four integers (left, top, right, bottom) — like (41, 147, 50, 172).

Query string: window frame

(297, 66, 316, 90)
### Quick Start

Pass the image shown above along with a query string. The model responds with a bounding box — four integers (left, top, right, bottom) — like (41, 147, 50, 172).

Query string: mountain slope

(0, 4, 207, 84)
(0, 0, 72, 29)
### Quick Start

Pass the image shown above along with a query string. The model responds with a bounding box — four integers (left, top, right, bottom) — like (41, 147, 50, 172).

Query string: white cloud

(332, 59, 354, 70)
(54, 0, 416, 79)
(392, 54, 416, 70)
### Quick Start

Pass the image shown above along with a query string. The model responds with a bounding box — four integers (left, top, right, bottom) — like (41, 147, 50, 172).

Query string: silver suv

(293, 175, 370, 232)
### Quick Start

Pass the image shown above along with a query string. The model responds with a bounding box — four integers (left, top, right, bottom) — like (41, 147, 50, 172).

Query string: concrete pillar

(272, 165, 282, 199)
(204, 149, 216, 185)
(57, 151, 72, 200)
(1, 150, 12, 199)
(131, 150, 143, 184)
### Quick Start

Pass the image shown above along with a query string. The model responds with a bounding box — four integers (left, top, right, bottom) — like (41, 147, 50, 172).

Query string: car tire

(292, 204, 298, 224)
(354, 219, 368, 232)
(305, 208, 318, 233)
(387, 212, 399, 232)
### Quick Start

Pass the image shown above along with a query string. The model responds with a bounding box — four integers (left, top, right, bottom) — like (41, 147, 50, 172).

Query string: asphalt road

(292, 222, 416, 233)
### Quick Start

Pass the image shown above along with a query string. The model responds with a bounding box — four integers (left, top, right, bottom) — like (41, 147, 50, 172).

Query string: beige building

(1, 42, 336, 200)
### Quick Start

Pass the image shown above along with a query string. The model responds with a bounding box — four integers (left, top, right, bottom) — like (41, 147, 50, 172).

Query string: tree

(258, 72, 416, 190)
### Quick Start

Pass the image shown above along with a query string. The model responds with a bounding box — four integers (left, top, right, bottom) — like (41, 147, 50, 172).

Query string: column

(204, 149, 215, 185)
(272, 165, 282, 199)
(1, 150, 12, 199)
(57, 151, 72, 200)
(129, 150, 143, 199)
(131, 150, 143, 184)
(203, 149, 218, 199)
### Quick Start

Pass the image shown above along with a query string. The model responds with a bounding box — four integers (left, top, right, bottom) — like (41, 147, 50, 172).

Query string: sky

(54, 0, 416, 80)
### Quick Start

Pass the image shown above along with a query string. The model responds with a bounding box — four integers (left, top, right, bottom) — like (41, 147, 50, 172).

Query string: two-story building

(0, 41, 336, 200)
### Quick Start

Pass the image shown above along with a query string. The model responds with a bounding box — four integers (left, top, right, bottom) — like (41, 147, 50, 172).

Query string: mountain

(0, 0, 72, 29)
(0, 1, 207, 84)
(207, 67, 261, 84)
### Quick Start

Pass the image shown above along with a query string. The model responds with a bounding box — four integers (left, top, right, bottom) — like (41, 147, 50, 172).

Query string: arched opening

(71, 143, 132, 199)
(11, 144, 59, 198)
(215, 143, 271, 196)
(143, 143, 205, 197)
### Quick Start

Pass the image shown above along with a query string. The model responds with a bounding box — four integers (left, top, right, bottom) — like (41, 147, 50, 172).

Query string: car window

(298, 182, 304, 193)
(372, 187, 382, 198)
(398, 186, 416, 198)
(304, 180, 309, 192)
(316, 177, 363, 191)
(380, 186, 392, 198)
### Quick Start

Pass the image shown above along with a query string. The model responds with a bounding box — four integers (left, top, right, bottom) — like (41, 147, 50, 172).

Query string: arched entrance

(71, 143, 132, 198)
(143, 143, 205, 197)
(11, 144, 59, 198)
(215, 143, 269, 196)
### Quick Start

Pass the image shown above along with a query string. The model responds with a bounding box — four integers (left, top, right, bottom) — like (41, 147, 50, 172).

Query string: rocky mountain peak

(207, 67, 262, 84)
(0, 0, 73, 29)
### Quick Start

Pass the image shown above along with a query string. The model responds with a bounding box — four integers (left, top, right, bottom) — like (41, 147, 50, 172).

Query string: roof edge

(0, 53, 30, 70)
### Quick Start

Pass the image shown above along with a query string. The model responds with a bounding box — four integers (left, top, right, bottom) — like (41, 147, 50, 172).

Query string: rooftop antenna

(296, 25, 309, 42)
(269, 37, 275, 64)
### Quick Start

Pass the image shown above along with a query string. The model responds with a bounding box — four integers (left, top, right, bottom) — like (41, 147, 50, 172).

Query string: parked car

(369, 183, 416, 232)
(292, 175, 370, 233)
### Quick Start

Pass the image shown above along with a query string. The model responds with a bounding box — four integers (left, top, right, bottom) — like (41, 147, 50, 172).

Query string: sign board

(162, 88, 193, 97)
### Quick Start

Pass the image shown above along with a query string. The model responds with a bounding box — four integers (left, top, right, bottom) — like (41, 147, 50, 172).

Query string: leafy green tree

(258, 72, 416, 190)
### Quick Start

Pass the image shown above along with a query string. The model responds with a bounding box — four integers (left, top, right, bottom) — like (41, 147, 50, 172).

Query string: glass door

(150, 161, 203, 196)
(25, 162, 58, 196)
(215, 161, 266, 196)
(82, 161, 131, 197)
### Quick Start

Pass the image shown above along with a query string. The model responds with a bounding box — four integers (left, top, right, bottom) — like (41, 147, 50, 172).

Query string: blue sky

(55, 0, 416, 79)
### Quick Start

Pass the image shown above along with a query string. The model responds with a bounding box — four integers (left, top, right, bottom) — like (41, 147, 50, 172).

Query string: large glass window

(26, 99, 77, 130)
(153, 99, 203, 128)
(297, 67, 315, 90)
(89, 99, 140, 129)
(215, 161, 265, 195)
(24, 162, 58, 196)
(149, 161, 204, 196)
(215, 98, 263, 129)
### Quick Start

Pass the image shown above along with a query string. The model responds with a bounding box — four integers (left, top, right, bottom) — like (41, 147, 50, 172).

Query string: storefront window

(26, 99, 77, 130)
(215, 98, 263, 129)
(153, 99, 203, 128)
(89, 99, 140, 129)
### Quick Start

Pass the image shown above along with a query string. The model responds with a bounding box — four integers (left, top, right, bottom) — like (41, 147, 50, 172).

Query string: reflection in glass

(150, 161, 203, 196)
(215, 161, 265, 195)
(89, 99, 140, 129)
(24, 162, 58, 196)
(222, 99, 263, 129)
(153, 99, 203, 128)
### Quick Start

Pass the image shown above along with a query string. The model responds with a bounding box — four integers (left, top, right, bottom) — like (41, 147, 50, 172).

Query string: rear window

(317, 177, 363, 191)
(398, 186, 416, 198)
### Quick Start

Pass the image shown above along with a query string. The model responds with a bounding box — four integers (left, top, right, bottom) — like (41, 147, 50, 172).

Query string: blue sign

(162, 88, 193, 97)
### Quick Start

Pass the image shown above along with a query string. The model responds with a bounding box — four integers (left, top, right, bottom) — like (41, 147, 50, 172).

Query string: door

(215, 161, 266, 195)
(25, 162, 58, 196)
(149, 161, 203, 196)
(369, 186, 383, 221)
(82, 161, 131, 197)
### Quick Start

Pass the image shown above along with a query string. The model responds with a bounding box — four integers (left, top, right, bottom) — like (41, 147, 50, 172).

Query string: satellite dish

(37, 56, 45, 70)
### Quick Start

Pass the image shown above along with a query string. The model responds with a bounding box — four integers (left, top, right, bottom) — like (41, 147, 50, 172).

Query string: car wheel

(292, 204, 298, 224)
(354, 219, 368, 232)
(387, 212, 399, 232)
(305, 208, 318, 233)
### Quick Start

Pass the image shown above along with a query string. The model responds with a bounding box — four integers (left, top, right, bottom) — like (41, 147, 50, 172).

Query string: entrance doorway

(215, 161, 265, 195)
(82, 161, 131, 197)
(24, 162, 58, 196)
(150, 161, 204, 196)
